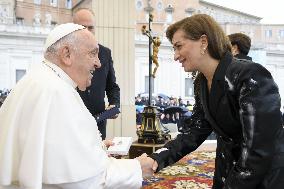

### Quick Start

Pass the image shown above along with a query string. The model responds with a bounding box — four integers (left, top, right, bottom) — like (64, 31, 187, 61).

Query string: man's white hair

(45, 32, 79, 56)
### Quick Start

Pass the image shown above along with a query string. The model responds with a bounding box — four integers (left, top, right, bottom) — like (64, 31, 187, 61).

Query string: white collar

(43, 59, 77, 89)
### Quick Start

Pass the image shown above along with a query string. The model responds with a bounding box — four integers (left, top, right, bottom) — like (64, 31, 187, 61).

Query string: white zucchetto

(44, 23, 85, 51)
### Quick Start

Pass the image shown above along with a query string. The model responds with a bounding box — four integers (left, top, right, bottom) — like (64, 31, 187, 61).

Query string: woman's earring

(201, 48, 206, 55)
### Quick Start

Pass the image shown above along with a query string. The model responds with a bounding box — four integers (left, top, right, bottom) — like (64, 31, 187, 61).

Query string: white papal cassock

(0, 60, 142, 189)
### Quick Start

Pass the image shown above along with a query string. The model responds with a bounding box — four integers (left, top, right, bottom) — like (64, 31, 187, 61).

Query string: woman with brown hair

(144, 14, 284, 189)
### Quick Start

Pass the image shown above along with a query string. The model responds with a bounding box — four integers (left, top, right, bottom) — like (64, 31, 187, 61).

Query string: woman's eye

(173, 45, 181, 51)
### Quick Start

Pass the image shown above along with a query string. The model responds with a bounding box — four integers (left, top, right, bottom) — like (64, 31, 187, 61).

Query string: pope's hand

(136, 153, 157, 178)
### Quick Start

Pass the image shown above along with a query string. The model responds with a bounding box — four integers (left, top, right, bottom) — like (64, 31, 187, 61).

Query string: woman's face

(172, 30, 204, 72)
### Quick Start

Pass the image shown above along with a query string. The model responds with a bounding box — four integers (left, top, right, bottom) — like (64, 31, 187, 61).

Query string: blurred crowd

(135, 94, 218, 140)
(135, 94, 194, 127)
(0, 89, 10, 108)
(135, 95, 193, 109)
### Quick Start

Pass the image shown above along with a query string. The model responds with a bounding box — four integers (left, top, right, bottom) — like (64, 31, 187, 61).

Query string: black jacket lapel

(200, 74, 229, 138)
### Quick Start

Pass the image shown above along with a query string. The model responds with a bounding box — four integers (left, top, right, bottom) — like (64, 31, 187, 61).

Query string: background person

(73, 8, 120, 140)
(228, 32, 252, 60)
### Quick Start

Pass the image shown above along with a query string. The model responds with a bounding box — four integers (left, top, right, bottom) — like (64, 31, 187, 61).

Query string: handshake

(135, 153, 158, 178)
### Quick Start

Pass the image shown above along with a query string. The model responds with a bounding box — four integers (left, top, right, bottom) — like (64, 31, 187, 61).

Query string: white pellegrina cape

(0, 60, 142, 189)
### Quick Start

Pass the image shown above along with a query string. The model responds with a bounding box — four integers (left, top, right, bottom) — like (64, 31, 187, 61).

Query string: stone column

(93, 0, 136, 139)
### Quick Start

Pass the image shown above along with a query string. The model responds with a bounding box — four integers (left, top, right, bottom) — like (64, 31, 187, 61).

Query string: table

(142, 150, 216, 189)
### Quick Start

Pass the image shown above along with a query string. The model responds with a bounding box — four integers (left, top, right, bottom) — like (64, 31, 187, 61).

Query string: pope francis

(0, 23, 152, 189)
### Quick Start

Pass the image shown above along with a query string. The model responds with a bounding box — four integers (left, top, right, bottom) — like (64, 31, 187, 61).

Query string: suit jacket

(150, 52, 284, 189)
(78, 44, 120, 116)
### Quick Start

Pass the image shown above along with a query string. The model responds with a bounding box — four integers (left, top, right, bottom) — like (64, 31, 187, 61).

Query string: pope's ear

(60, 46, 72, 66)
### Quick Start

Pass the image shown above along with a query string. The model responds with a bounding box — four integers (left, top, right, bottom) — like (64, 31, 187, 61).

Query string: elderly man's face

(72, 30, 101, 91)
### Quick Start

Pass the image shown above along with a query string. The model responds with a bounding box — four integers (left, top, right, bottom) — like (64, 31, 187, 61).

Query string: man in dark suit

(228, 33, 252, 61)
(73, 8, 120, 140)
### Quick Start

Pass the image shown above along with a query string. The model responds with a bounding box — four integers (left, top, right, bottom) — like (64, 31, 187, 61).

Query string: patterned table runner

(142, 151, 216, 189)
